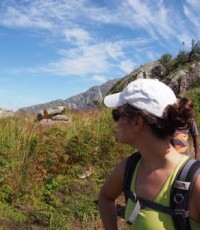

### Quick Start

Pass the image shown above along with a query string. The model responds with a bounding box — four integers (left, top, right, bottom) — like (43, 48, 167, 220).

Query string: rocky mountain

(107, 61, 200, 96)
(16, 54, 200, 115)
(17, 78, 121, 114)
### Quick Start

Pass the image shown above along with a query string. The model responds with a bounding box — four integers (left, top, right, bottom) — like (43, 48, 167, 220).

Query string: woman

(98, 79, 200, 229)
(170, 98, 199, 158)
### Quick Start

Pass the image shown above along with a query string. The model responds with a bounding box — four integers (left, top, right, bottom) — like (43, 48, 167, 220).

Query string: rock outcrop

(38, 118, 69, 126)
(37, 106, 66, 121)
(37, 106, 69, 126)
(168, 62, 200, 94)
(108, 61, 200, 95)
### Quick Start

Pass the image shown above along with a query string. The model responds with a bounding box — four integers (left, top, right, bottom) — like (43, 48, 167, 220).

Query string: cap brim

(104, 92, 126, 108)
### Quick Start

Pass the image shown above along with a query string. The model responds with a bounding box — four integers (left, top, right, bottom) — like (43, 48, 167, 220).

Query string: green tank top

(125, 156, 200, 230)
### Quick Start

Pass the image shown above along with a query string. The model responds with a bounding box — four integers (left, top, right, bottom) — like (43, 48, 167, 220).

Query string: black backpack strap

(126, 192, 176, 224)
(170, 158, 200, 230)
(123, 152, 141, 204)
(124, 153, 200, 229)
(124, 152, 175, 224)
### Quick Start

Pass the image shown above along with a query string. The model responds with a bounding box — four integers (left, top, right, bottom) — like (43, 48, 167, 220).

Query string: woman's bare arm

(98, 158, 127, 230)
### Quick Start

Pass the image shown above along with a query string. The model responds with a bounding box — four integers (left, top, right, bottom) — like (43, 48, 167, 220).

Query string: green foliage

(0, 202, 28, 223)
(0, 185, 13, 203)
(185, 88, 200, 125)
(175, 50, 188, 66)
(108, 40, 200, 99)
(172, 40, 200, 69)
(73, 195, 98, 222)
(28, 138, 38, 156)
(108, 70, 139, 94)
(0, 108, 132, 229)
(1, 57, 200, 228)
(188, 40, 200, 62)
(159, 53, 174, 75)
(65, 134, 94, 164)
(92, 99, 102, 107)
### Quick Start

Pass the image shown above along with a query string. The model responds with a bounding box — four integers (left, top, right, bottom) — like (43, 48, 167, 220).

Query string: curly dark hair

(114, 98, 195, 138)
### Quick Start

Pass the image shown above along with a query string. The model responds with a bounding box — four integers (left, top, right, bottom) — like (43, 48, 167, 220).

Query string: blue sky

(0, 0, 200, 111)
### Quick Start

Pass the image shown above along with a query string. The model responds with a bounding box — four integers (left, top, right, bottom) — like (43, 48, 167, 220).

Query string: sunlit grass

(0, 88, 199, 229)
(0, 107, 132, 229)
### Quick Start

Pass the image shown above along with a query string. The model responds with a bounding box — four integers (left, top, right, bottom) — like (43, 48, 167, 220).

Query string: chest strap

(125, 190, 189, 225)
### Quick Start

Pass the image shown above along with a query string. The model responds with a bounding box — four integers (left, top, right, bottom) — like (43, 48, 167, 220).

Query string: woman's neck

(135, 135, 183, 171)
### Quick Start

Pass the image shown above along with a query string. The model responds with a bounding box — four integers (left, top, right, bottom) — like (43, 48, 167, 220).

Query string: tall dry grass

(0, 108, 132, 229)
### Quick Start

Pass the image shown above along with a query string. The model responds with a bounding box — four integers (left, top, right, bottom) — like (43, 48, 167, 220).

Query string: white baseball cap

(104, 79, 177, 118)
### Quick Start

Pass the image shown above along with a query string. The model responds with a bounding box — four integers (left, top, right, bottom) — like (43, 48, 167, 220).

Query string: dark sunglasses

(112, 109, 131, 122)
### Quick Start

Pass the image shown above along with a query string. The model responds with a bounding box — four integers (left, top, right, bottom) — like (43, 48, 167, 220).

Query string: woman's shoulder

(113, 156, 129, 175)
(99, 156, 130, 200)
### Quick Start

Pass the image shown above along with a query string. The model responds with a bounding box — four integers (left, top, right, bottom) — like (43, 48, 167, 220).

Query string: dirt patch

(69, 217, 127, 230)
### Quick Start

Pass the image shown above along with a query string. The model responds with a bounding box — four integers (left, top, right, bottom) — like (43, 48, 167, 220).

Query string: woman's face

(112, 107, 138, 145)
(115, 118, 135, 144)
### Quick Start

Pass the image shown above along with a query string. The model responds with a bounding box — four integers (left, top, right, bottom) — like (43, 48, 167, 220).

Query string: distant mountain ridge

(17, 78, 121, 114)
(16, 56, 200, 114)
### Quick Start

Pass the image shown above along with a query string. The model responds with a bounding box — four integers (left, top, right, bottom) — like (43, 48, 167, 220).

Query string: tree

(187, 40, 200, 62)
(175, 50, 188, 66)
(159, 54, 174, 75)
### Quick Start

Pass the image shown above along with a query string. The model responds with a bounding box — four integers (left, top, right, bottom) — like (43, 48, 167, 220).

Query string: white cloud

(0, 0, 183, 50)
(119, 60, 134, 74)
(0, 3, 53, 29)
(1, 0, 200, 80)
(63, 28, 91, 45)
(48, 55, 108, 76)
(92, 75, 106, 83)
(186, 0, 200, 10)
(183, 1, 200, 31)
(146, 51, 160, 61)
(103, 43, 124, 60)
(1, 0, 200, 111)
(130, 1, 177, 38)
(1, 0, 199, 43)
(6, 37, 154, 77)
(0, 0, 172, 39)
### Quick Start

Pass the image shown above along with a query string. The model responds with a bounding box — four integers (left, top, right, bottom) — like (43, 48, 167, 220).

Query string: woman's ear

(132, 116, 144, 132)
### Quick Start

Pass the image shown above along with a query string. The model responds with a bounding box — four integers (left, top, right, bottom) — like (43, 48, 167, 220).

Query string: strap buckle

(125, 190, 137, 202)
(174, 193, 184, 203)
(174, 180, 190, 190)
(127, 199, 141, 225)
(174, 209, 189, 218)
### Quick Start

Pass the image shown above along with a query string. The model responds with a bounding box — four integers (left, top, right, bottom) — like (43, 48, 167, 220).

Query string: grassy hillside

(0, 86, 200, 229)
(0, 108, 133, 229)
(186, 88, 200, 125)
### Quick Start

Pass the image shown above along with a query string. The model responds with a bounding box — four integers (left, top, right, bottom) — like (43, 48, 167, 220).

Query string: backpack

(123, 152, 200, 230)
(170, 130, 189, 155)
